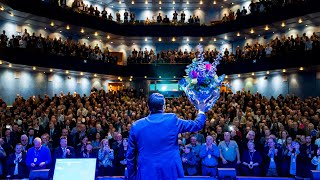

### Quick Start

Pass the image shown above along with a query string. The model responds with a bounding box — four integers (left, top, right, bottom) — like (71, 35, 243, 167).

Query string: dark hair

(148, 93, 165, 114)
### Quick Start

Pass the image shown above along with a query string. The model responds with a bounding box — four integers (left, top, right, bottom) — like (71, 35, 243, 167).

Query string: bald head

(34, 137, 42, 149)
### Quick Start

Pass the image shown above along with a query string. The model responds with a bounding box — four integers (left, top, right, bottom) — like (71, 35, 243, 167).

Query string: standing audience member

(200, 136, 220, 177)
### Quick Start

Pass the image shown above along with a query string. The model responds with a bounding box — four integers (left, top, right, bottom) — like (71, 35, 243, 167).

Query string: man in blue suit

(127, 93, 206, 180)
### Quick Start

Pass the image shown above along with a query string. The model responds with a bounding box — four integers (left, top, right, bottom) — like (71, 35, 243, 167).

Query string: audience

(0, 86, 320, 178)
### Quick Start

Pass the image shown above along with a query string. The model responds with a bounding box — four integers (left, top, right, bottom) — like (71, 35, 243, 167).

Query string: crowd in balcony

(1, 28, 319, 65)
(0, 88, 320, 178)
(0, 29, 118, 64)
(127, 32, 320, 64)
(35, 0, 310, 26)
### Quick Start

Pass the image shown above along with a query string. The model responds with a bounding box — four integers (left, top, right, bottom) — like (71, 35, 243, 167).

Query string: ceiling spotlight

(80, 72, 83, 75)
(298, 18, 303, 23)
(145, 37, 148, 41)
(265, 25, 269, 31)
(187, 1, 189, 4)
(145, 0, 148, 4)
(282, 69, 286, 73)
(281, 22, 286, 27)
(94, 32, 98, 36)
(50, 22, 54, 26)
(131, 0, 134, 4)
(94, 74, 97, 77)
(172, 37, 176, 42)
(237, 32, 240, 36)
(250, 28, 254, 34)
(66, 25, 70, 30)
(66, 70, 69, 74)
(144, 76, 147, 78)
(213, 0, 216, 4)
(50, 68, 53, 72)
(225, 75, 228, 78)
(173, 1, 175, 4)
(200, 0, 203, 4)
(213, 38, 217, 42)
(299, 67, 304, 71)
(266, 71, 270, 74)
(159, 0, 162, 4)
(186, 38, 189, 42)
(107, 35, 110, 39)
(224, 35, 227, 40)
(238, 74, 241, 78)
(8, 63, 12, 68)
(158, 37, 162, 42)
(81, 28, 84, 33)
(200, 37, 203, 41)
(32, 66, 36, 70)
(251, 72, 254, 76)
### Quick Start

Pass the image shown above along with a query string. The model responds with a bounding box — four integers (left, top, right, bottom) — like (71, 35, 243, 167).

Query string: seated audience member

(6, 143, 28, 179)
(76, 136, 88, 157)
(241, 141, 262, 176)
(200, 136, 220, 177)
(182, 146, 197, 176)
(98, 139, 114, 176)
(54, 136, 76, 160)
(41, 133, 53, 152)
(26, 138, 51, 170)
(263, 138, 282, 177)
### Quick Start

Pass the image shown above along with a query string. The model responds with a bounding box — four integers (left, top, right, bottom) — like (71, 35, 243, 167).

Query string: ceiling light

(282, 69, 286, 73)
(81, 28, 84, 33)
(299, 67, 304, 71)
(225, 75, 228, 78)
(250, 28, 254, 34)
(281, 22, 285, 27)
(238, 74, 241, 78)
(251, 72, 254, 76)
(224, 35, 227, 39)
(266, 71, 270, 74)
(66, 25, 70, 30)
(200, 37, 203, 41)
(8, 63, 12, 68)
(213, 0, 216, 4)
(159, 0, 162, 4)
(237, 32, 240, 36)
(32, 66, 36, 70)
(145, 37, 148, 41)
(172, 37, 176, 42)
(145, 0, 148, 4)
(213, 38, 217, 42)
(10, 13, 14, 17)
(131, 0, 134, 4)
(94, 32, 98, 36)
(265, 25, 269, 31)
(94, 74, 97, 77)
(298, 18, 303, 23)
(66, 70, 69, 74)
(0, 60, 2, 65)
(80, 72, 84, 76)
(159, 76, 162, 78)
(186, 38, 189, 42)
(50, 22, 54, 26)
(187, 1, 189, 4)
(107, 35, 110, 39)
(118, 76, 121, 79)
(144, 76, 147, 78)
(173, 1, 175, 4)
(50, 68, 53, 72)
(200, 0, 203, 4)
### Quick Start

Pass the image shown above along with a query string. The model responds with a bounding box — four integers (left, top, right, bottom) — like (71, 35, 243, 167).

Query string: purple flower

(190, 70, 198, 79)
(205, 64, 211, 71)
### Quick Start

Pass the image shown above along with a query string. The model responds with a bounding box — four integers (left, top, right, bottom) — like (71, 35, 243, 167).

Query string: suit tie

(62, 148, 66, 158)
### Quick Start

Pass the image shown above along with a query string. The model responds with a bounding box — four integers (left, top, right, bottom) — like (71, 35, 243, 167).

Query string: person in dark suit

(2, 129, 16, 155)
(6, 143, 28, 179)
(48, 122, 60, 148)
(54, 136, 76, 160)
(127, 93, 207, 180)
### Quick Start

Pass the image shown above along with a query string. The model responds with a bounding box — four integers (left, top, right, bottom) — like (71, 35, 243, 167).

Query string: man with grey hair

(26, 137, 51, 170)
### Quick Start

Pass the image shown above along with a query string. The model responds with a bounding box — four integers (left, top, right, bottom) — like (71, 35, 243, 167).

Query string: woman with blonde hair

(98, 139, 114, 176)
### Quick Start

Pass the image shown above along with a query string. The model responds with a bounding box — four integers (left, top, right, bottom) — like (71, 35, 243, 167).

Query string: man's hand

(66, 149, 70, 155)
(198, 103, 206, 113)
(39, 162, 46, 167)
(31, 163, 36, 167)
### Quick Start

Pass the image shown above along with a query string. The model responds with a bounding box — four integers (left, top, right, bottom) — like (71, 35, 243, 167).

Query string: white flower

(191, 79, 198, 84)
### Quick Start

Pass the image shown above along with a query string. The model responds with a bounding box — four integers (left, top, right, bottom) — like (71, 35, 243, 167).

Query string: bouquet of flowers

(179, 46, 225, 112)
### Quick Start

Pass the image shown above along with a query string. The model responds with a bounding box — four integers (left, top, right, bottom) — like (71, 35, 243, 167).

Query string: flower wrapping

(179, 47, 225, 112)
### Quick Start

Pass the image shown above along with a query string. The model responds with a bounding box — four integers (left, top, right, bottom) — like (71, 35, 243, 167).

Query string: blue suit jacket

(127, 113, 206, 180)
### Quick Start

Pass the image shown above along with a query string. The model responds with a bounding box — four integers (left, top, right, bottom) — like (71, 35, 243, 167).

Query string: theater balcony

(0, 0, 320, 37)
(0, 47, 319, 79)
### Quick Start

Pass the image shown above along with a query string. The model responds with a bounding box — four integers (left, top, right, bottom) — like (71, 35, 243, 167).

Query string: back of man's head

(148, 93, 165, 114)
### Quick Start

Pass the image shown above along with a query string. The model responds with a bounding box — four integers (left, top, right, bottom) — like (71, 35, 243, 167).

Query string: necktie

(62, 148, 66, 158)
